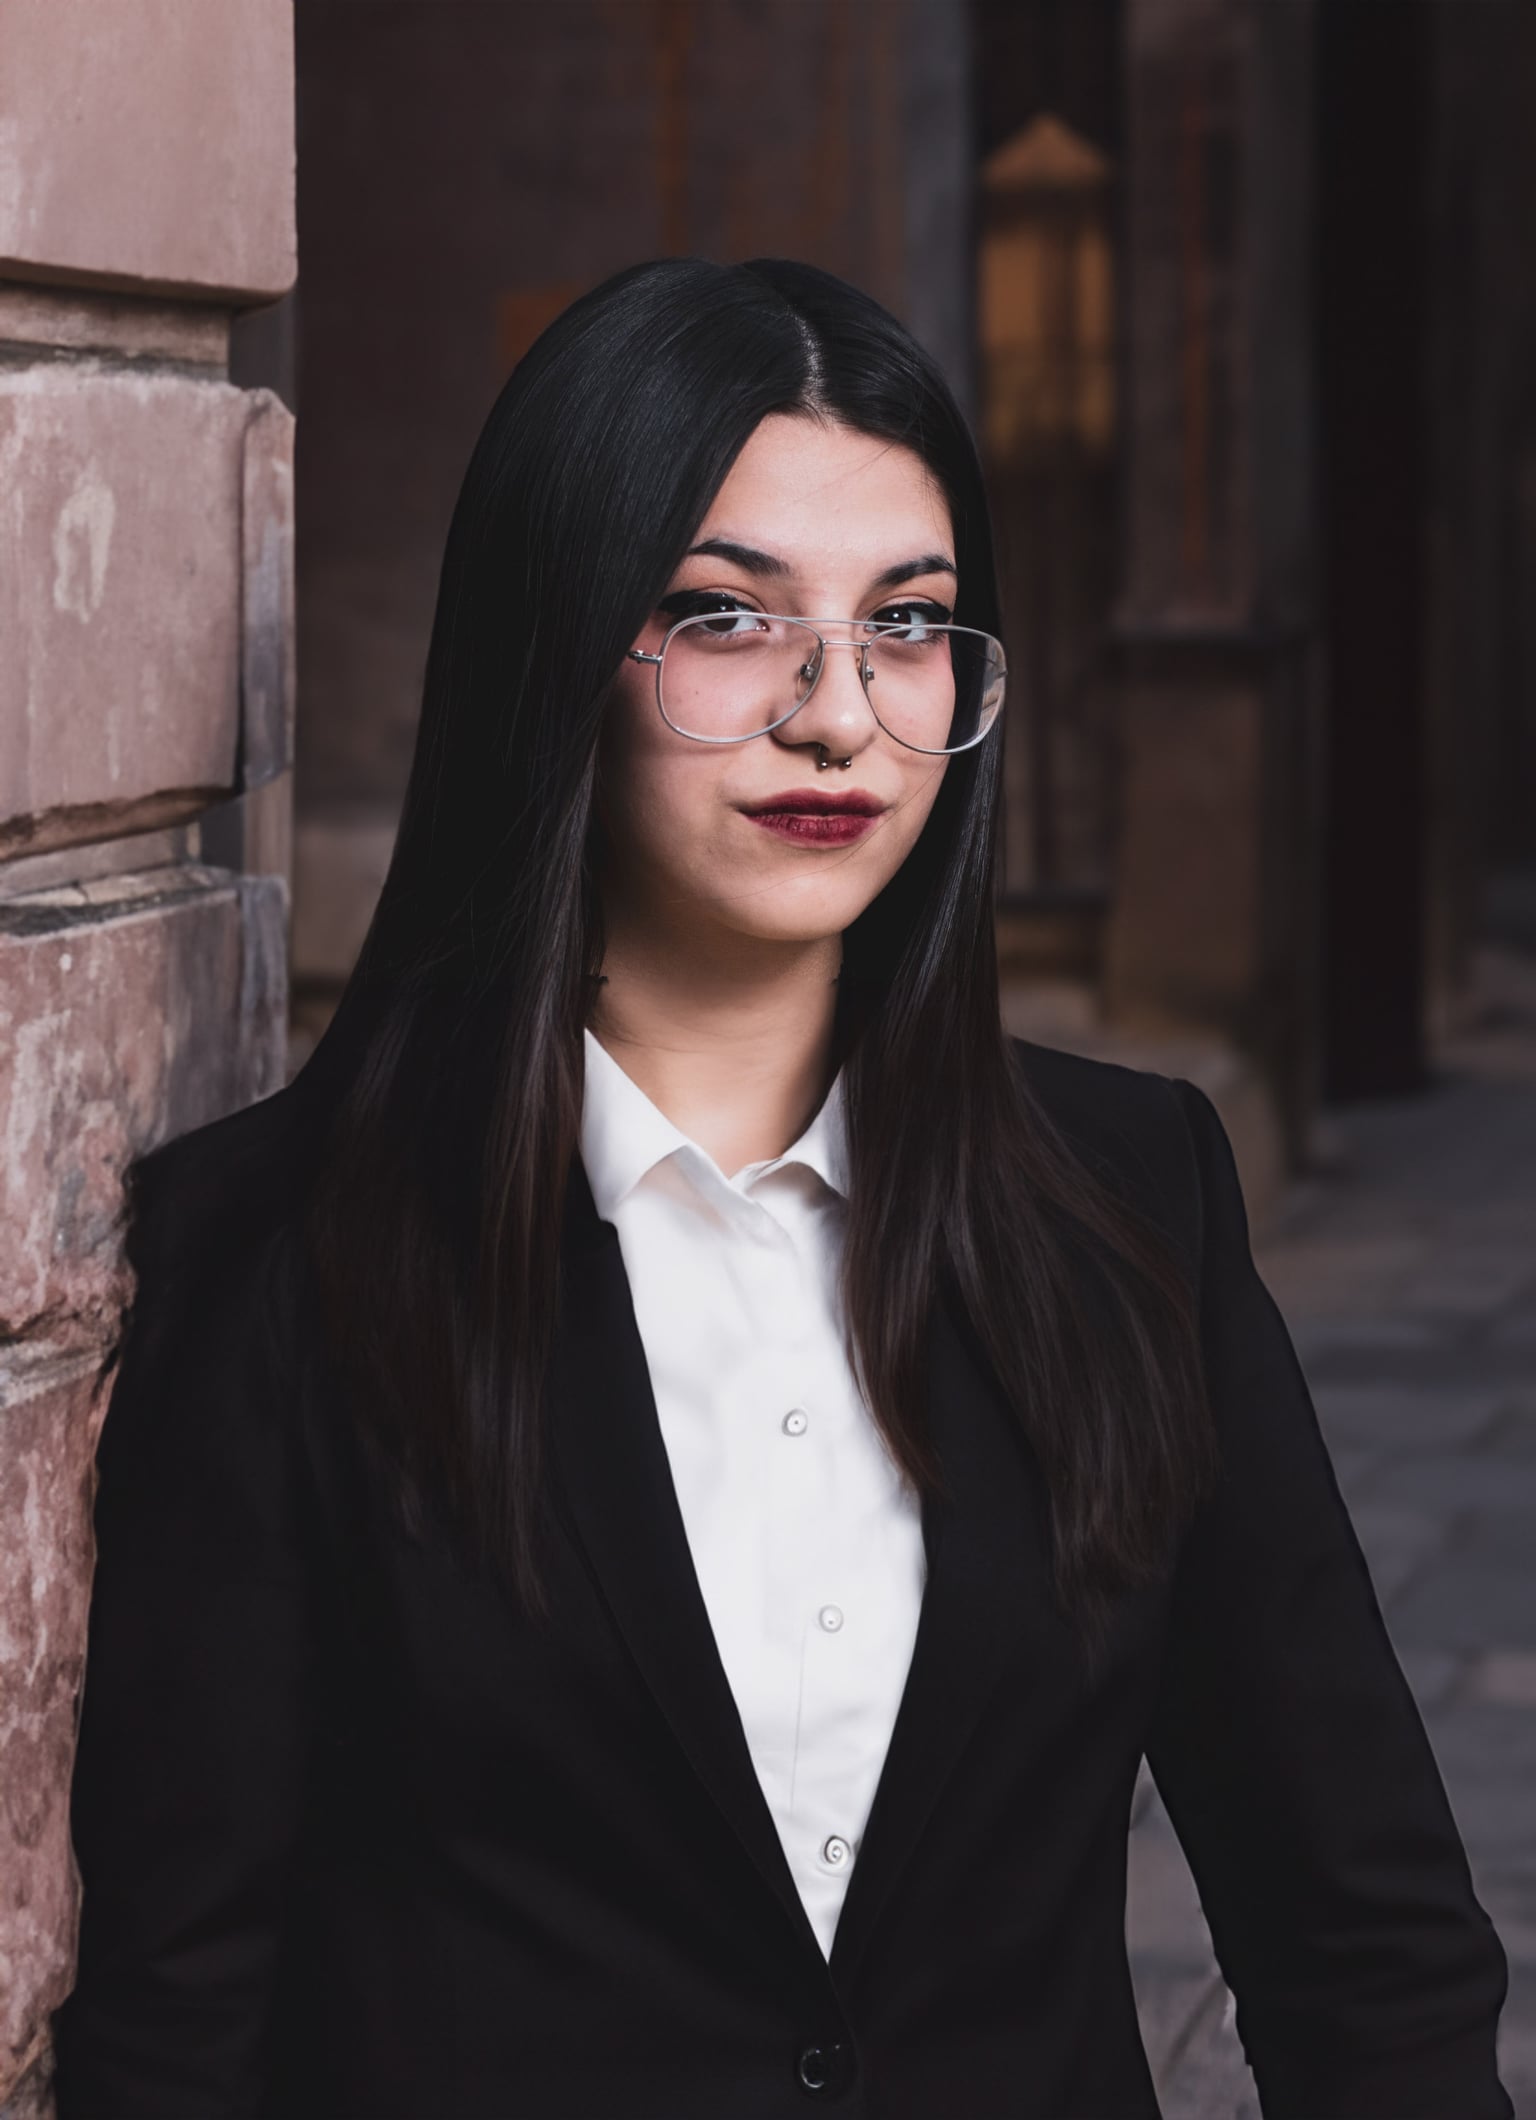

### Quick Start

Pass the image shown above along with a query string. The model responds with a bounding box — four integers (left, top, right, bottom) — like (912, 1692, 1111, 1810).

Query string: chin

(718, 905, 859, 948)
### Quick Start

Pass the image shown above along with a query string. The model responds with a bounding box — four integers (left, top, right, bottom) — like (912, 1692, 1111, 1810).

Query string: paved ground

(1127, 942, 1536, 2116)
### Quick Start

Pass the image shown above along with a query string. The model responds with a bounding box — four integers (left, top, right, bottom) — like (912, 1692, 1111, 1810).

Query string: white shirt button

(820, 1834, 853, 1869)
(781, 1408, 809, 1436)
(817, 1604, 844, 1633)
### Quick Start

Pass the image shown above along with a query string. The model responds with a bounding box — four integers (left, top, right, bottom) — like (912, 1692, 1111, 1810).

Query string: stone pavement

(1127, 943, 1536, 2116)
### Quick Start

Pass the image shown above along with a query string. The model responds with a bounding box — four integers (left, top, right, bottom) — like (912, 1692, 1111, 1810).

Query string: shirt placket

(741, 1176, 866, 1937)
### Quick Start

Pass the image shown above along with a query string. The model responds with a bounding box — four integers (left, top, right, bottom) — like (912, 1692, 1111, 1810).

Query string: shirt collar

(579, 1025, 850, 1219)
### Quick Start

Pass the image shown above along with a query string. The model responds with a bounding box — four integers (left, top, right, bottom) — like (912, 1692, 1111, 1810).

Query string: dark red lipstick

(739, 788, 887, 846)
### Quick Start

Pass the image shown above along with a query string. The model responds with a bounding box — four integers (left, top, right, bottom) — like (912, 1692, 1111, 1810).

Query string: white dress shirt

(578, 1025, 927, 1959)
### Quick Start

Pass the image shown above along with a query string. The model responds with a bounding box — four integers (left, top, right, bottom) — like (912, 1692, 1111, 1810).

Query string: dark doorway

(1315, 0, 1430, 1099)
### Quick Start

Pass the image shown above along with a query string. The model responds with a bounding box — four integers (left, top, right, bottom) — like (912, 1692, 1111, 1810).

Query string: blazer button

(795, 2040, 854, 2096)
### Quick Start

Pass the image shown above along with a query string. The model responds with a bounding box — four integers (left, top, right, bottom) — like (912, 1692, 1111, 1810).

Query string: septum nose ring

(805, 639, 869, 768)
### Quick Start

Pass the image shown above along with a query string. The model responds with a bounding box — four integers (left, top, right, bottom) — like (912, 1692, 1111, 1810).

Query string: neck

(587, 917, 843, 1179)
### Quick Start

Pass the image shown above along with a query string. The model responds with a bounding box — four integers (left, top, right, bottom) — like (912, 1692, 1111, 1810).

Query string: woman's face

(595, 413, 957, 950)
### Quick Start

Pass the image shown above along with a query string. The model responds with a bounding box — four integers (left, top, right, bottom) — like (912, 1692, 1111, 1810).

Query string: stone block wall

(0, 5, 296, 2113)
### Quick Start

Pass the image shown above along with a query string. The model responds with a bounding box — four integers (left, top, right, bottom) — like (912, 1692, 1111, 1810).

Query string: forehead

(695, 414, 953, 564)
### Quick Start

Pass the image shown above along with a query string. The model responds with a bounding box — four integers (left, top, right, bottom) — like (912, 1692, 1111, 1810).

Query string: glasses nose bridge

(798, 626, 874, 702)
(791, 627, 878, 758)
(801, 628, 874, 694)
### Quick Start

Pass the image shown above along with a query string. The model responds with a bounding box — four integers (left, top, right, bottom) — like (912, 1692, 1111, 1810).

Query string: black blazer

(50, 1039, 1512, 2119)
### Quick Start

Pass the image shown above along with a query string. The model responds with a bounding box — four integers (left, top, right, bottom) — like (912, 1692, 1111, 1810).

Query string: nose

(778, 636, 878, 759)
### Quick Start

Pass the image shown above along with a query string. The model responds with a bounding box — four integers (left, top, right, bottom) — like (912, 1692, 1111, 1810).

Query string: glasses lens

(863, 622, 1007, 752)
(659, 613, 823, 740)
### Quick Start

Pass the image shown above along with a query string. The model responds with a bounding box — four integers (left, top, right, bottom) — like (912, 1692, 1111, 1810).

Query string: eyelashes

(657, 590, 749, 619)
(656, 589, 956, 626)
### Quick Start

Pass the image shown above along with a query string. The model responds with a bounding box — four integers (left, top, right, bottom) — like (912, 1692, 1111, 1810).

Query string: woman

(51, 256, 1511, 2118)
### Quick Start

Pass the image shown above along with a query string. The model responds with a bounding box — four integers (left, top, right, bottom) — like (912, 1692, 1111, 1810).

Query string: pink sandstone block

(0, 368, 293, 859)
(0, 861, 286, 2116)
(0, 1343, 105, 2116)
(0, 863, 287, 1338)
(0, 0, 295, 303)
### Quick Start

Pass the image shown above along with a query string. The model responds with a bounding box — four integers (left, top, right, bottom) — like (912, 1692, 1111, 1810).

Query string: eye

(867, 598, 953, 638)
(657, 588, 765, 636)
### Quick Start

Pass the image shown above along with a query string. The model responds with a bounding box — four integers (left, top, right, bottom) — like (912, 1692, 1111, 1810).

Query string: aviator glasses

(626, 608, 1007, 756)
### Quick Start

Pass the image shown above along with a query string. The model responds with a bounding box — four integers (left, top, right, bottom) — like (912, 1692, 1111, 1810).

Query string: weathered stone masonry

(0, 6, 296, 2113)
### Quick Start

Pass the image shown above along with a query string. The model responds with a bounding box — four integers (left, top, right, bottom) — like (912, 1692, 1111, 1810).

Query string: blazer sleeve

(49, 1202, 320, 2119)
(1143, 1075, 1513, 2120)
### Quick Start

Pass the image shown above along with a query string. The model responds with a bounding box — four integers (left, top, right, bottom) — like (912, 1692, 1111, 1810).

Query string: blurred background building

(241, 0, 1536, 1185)
(4, 1, 1536, 2114)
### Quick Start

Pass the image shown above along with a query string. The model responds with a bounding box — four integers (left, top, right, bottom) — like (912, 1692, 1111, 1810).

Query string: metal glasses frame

(625, 612, 1007, 757)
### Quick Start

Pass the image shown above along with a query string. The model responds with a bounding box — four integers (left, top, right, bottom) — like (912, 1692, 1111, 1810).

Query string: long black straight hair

(278, 254, 1218, 1660)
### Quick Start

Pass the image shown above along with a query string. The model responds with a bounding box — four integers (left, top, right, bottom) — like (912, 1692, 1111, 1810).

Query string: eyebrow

(682, 537, 957, 594)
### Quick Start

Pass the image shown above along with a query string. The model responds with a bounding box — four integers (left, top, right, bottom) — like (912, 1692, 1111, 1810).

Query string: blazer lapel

(549, 1152, 1050, 1985)
(825, 1275, 1048, 1991)
(549, 1152, 824, 1956)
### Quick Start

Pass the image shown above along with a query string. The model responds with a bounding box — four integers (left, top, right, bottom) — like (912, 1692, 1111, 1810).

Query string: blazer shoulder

(84, 1085, 342, 1572)
(104, 1082, 320, 1418)
(1007, 1033, 1202, 1245)
(123, 1081, 315, 1288)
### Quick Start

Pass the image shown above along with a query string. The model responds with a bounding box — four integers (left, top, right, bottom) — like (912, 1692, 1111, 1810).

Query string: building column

(0, 5, 295, 2109)
(1105, 0, 1321, 1155)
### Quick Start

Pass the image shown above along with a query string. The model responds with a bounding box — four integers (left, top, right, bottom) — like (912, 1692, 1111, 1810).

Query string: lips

(739, 789, 886, 817)
(743, 802, 881, 847)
